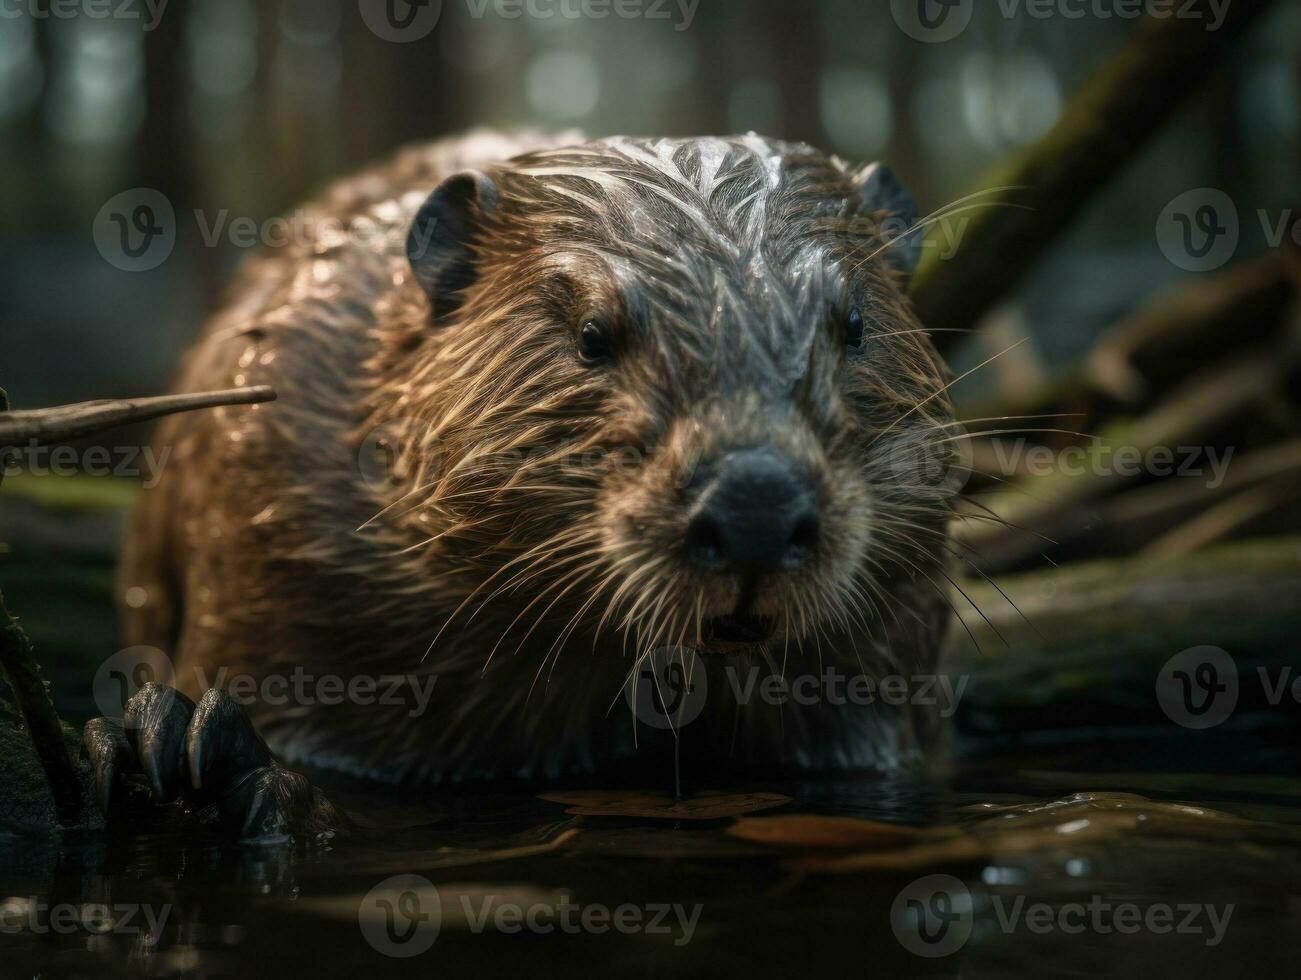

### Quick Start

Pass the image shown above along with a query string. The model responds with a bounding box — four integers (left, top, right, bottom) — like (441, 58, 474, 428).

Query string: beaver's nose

(685, 448, 820, 579)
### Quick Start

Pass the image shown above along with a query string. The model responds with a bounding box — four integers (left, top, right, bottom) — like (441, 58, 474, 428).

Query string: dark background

(1, 0, 1297, 412)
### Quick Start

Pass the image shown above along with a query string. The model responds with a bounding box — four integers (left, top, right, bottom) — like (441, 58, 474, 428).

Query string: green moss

(0, 472, 140, 513)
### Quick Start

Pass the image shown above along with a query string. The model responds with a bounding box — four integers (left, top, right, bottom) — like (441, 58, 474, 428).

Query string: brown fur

(120, 131, 956, 786)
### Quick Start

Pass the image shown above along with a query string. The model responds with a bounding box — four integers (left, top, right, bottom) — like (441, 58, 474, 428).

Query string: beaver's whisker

(522, 567, 605, 709)
(600, 557, 662, 643)
(884, 542, 988, 657)
(357, 479, 441, 531)
(389, 517, 493, 556)
(477, 539, 595, 610)
(490, 553, 605, 676)
(929, 427, 1100, 447)
(540, 574, 613, 687)
(949, 508, 1060, 548)
(851, 188, 1034, 274)
(946, 544, 1042, 640)
(423, 526, 599, 661)
(871, 328, 974, 339)
(866, 338, 1030, 451)
(916, 413, 1089, 431)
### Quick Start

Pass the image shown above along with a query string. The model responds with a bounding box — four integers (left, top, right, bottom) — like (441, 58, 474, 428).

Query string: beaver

(83, 130, 957, 839)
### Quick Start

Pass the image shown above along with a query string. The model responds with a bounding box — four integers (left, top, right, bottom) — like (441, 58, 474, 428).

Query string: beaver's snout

(684, 447, 821, 589)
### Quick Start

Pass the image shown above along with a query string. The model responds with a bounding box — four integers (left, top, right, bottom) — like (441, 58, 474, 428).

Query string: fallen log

(958, 347, 1291, 571)
(911, 0, 1283, 355)
(947, 536, 1301, 735)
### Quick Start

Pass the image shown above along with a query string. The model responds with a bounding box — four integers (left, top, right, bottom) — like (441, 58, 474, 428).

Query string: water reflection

(4, 769, 1301, 977)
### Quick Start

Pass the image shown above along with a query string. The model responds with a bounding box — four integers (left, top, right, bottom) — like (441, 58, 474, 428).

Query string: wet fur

(120, 131, 955, 786)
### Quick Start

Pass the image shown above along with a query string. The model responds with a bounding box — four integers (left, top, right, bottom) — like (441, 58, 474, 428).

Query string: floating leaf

(539, 790, 791, 821)
(727, 814, 933, 851)
(786, 835, 987, 873)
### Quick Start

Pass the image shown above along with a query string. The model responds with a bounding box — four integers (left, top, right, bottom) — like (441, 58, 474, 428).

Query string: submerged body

(117, 130, 956, 789)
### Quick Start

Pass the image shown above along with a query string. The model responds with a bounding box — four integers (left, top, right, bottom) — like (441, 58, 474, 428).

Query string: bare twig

(0, 386, 277, 447)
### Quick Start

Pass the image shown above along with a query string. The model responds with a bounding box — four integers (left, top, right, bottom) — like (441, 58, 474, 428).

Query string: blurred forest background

(1, 0, 1297, 408)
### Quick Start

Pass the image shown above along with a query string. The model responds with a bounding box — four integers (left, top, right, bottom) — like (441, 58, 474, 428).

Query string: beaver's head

(375, 136, 956, 667)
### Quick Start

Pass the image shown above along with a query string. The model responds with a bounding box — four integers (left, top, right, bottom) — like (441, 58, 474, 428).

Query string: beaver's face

(396, 137, 954, 664)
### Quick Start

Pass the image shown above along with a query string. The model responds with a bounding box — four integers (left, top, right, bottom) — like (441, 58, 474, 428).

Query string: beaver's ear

(406, 171, 499, 316)
(853, 162, 921, 283)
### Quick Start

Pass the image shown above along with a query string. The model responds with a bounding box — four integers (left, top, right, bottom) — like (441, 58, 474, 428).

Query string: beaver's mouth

(700, 613, 775, 652)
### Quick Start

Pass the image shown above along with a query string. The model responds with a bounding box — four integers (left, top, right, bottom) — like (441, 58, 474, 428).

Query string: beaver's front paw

(82, 683, 344, 843)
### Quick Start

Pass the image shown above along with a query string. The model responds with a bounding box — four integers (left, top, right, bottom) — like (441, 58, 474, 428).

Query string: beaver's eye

(578, 320, 613, 364)
(845, 307, 866, 350)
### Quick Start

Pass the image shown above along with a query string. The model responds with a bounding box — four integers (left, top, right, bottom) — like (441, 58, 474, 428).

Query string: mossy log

(958, 347, 1291, 571)
(947, 536, 1301, 734)
(911, 0, 1283, 354)
(959, 250, 1297, 441)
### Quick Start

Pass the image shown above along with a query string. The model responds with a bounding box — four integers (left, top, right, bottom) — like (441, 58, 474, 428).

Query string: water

(3, 747, 1299, 979)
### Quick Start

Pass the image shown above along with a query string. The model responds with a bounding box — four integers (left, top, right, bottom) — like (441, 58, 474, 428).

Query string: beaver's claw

(83, 683, 344, 843)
